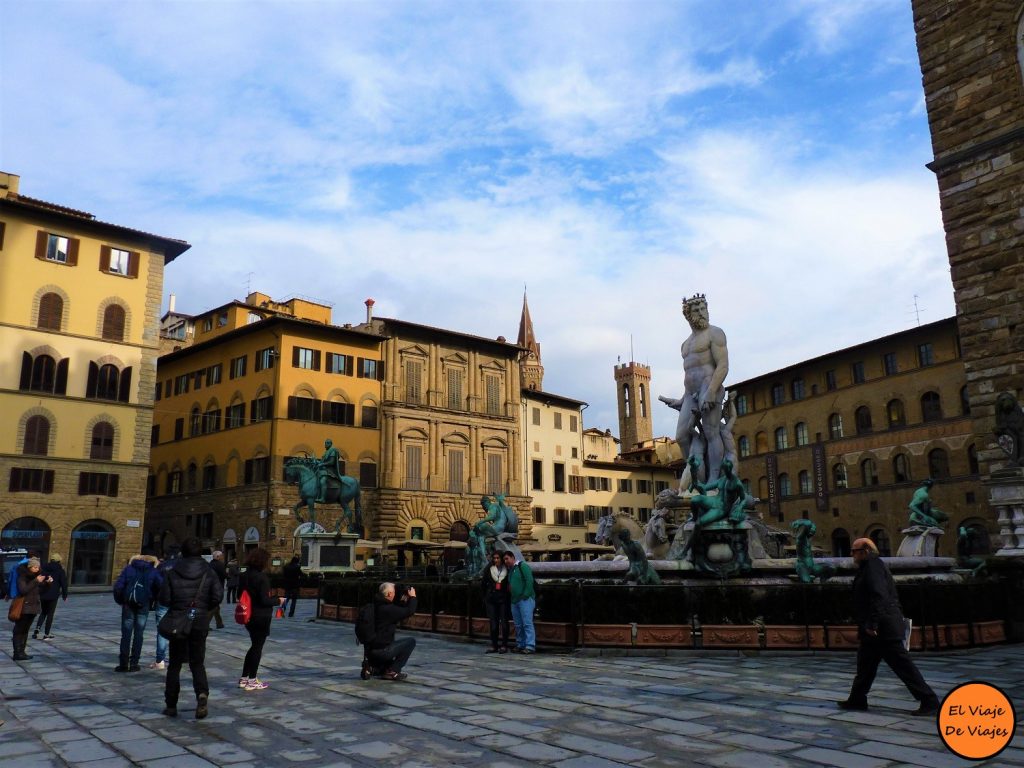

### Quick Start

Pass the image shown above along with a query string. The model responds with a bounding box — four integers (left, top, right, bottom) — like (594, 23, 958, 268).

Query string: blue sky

(1, 1, 953, 438)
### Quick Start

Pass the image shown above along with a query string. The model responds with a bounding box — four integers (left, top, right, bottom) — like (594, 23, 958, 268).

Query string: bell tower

(614, 361, 652, 453)
(517, 291, 544, 391)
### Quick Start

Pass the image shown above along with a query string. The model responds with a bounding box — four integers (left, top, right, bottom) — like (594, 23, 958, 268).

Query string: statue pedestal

(896, 526, 944, 558)
(297, 528, 358, 572)
(986, 466, 1024, 557)
(680, 519, 753, 578)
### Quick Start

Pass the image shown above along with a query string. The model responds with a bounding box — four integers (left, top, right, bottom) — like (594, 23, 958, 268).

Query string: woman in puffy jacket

(237, 548, 284, 691)
(12, 557, 49, 660)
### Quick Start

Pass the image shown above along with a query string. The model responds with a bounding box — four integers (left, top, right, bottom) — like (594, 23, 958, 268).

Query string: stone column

(985, 467, 1024, 556)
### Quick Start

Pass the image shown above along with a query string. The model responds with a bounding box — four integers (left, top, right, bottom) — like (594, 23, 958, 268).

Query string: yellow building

(0, 171, 189, 584)
(145, 293, 383, 562)
(732, 318, 986, 557)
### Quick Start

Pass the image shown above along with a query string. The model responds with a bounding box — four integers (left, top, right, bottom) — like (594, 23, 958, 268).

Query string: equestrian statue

(284, 439, 363, 535)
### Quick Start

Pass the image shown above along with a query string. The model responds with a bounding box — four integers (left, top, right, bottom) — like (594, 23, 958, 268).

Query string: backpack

(7, 564, 22, 599)
(126, 569, 150, 608)
(354, 602, 376, 645)
(234, 590, 252, 625)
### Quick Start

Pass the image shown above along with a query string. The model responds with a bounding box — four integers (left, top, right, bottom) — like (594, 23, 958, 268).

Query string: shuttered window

(447, 368, 464, 410)
(486, 453, 503, 494)
(35, 231, 79, 265)
(38, 293, 63, 330)
(101, 305, 126, 341)
(447, 449, 464, 493)
(90, 422, 114, 460)
(485, 375, 501, 415)
(404, 445, 423, 489)
(23, 416, 50, 456)
(405, 360, 423, 403)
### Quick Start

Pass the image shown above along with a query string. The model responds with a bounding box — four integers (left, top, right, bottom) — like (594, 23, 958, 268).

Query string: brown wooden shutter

(346, 355, 354, 376)
(118, 366, 133, 402)
(377, 360, 385, 381)
(55, 357, 69, 395)
(313, 398, 323, 422)
(20, 352, 33, 390)
(35, 231, 48, 260)
(287, 396, 297, 419)
(292, 347, 300, 367)
(99, 245, 111, 272)
(128, 252, 139, 278)
(9, 468, 20, 492)
(356, 358, 364, 378)
(244, 460, 254, 484)
(66, 238, 79, 266)
(312, 350, 321, 371)
(0, 222, 5, 250)
(108, 474, 119, 497)
(86, 362, 99, 398)
(78, 472, 89, 495)
(42, 470, 54, 494)
(325, 353, 334, 374)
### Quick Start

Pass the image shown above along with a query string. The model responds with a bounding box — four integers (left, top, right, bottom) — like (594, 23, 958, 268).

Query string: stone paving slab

(0, 594, 1020, 767)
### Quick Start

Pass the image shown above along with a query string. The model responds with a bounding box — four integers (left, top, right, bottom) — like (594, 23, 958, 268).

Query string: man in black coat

(363, 582, 417, 681)
(838, 538, 939, 716)
(282, 556, 302, 617)
(158, 537, 223, 719)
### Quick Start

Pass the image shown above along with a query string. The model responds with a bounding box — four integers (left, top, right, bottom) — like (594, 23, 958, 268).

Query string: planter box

(337, 605, 357, 622)
(435, 615, 467, 634)
(909, 626, 924, 651)
(402, 613, 434, 631)
(764, 625, 825, 649)
(945, 623, 971, 648)
(535, 621, 577, 646)
(702, 625, 760, 649)
(320, 604, 338, 620)
(826, 625, 860, 649)
(975, 620, 1006, 644)
(582, 624, 633, 646)
(636, 625, 693, 648)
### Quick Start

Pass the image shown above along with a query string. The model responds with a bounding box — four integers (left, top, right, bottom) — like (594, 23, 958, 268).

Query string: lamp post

(262, 343, 281, 549)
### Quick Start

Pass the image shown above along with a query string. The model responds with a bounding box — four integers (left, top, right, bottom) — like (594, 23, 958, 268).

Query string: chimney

(168, 293, 176, 313)
(365, 298, 375, 323)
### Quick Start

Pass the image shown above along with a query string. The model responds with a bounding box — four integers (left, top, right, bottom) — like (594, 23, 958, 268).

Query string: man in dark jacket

(838, 538, 940, 716)
(158, 537, 223, 719)
(34, 553, 68, 640)
(113, 555, 162, 672)
(282, 556, 302, 617)
(363, 582, 417, 681)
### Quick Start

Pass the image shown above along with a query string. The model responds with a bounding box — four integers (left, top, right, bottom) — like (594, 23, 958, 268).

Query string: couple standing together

(480, 551, 535, 654)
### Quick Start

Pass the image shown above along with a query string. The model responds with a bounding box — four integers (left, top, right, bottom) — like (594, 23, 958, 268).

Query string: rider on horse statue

(317, 439, 343, 503)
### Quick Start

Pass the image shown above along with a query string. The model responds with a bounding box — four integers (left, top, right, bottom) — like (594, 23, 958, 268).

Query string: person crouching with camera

(363, 582, 417, 681)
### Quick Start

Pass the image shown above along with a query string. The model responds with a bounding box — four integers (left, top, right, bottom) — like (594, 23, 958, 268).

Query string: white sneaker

(238, 677, 250, 688)
(245, 678, 268, 690)
(149, 660, 166, 670)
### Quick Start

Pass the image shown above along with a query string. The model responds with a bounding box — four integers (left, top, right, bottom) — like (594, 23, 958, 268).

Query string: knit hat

(49, 553, 62, 563)
(27, 557, 41, 569)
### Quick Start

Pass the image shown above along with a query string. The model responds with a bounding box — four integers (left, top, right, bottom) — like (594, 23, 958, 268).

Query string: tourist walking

(480, 551, 511, 653)
(837, 538, 940, 716)
(238, 548, 285, 691)
(33, 553, 68, 640)
(159, 537, 222, 719)
(225, 558, 239, 603)
(503, 551, 536, 654)
(362, 582, 418, 681)
(150, 556, 175, 670)
(282, 555, 302, 617)
(113, 554, 162, 672)
(11, 557, 49, 660)
(209, 551, 227, 629)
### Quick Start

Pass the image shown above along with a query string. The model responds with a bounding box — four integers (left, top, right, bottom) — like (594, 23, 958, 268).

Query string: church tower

(517, 291, 544, 391)
(614, 361, 652, 453)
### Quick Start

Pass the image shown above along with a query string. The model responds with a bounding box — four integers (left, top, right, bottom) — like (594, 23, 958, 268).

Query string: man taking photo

(362, 582, 417, 681)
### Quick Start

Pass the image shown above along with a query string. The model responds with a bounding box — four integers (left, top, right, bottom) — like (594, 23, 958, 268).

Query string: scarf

(489, 564, 507, 584)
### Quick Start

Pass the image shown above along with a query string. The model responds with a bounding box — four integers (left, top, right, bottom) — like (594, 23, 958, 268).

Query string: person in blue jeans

(150, 557, 175, 669)
(503, 551, 536, 654)
(113, 555, 162, 672)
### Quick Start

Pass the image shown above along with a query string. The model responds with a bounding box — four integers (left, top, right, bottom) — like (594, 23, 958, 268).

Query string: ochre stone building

(145, 293, 383, 563)
(911, 0, 1024, 471)
(0, 171, 189, 584)
(732, 318, 987, 557)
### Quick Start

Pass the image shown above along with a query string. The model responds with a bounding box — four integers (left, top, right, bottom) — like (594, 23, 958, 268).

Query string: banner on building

(765, 454, 779, 517)
(812, 442, 829, 512)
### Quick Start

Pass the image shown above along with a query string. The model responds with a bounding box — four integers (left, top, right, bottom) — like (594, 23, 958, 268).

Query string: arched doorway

(868, 527, 891, 557)
(831, 528, 851, 557)
(1, 517, 51, 560)
(222, 528, 238, 562)
(243, 526, 260, 555)
(446, 520, 471, 569)
(69, 520, 116, 585)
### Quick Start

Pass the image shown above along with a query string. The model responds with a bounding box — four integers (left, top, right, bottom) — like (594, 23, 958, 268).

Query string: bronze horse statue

(283, 456, 362, 535)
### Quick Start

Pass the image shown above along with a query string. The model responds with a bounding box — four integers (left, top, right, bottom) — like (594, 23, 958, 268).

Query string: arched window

(921, 391, 943, 422)
(23, 415, 50, 455)
(887, 399, 906, 428)
(96, 364, 120, 400)
(833, 463, 848, 489)
(31, 354, 56, 392)
(190, 407, 202, 437)
(69, 520, 115, 586)
(19, 352, 67, 395)
(861, 458, 878, 486)
(187, 462, 197, 492)
(855, 406, 872, 434)
(90, 422, 114, 460)
(928, 448, 950, 479)
(738, 435, 750, 458)
(795, 422, 809, 447)
(622, 384, 630, 418)
(774, 427, 788, 451)
(639, 384, 647, 418)
(38, 293, 63, 330)
(102, 304, 126, 341)
(832, 529, 851, 557)
(893, 453, 911, 483)
(755, 432, 768, 454)
(967, 444, 979, 475)
(960, 386, 970, 416)
(778, 473, 791, 497)
(798, 470, 812, 494)
(829, 413, 843, 440)
(449, 520, 470, 542)
(868, 527, 891, 557)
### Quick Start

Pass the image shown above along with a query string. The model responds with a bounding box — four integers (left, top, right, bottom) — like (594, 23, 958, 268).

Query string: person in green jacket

(502, 551, 536, 654)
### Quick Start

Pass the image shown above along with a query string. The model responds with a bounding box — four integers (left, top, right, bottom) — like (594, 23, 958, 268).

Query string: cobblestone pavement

(0, 594, 1021, 767)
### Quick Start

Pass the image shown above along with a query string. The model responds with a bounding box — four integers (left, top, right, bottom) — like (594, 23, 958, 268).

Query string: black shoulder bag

(158, 569, 210, 640)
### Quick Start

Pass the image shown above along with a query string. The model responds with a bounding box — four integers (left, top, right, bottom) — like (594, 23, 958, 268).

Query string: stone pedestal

(986, 467, 1024, 556)
(896, 526, 944, 557)
(675, 519, 753, 578)
(297, 527, 358, 572)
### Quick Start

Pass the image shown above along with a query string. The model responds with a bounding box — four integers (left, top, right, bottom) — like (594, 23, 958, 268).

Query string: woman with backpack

(237, 548, 285, 691)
